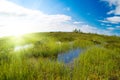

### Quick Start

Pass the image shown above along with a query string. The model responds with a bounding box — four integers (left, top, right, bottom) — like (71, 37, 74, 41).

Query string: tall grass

(0, 57, 71, 80)
(0, 32, 120, 80)
(73, 47, 120, 80)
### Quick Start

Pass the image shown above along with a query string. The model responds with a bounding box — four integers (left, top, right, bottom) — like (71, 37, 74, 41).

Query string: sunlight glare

(8, 25, 32, 37)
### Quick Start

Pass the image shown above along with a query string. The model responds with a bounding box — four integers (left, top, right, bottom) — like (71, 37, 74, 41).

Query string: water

(14, 44, 33, 51)
(57, 48, 82, 64)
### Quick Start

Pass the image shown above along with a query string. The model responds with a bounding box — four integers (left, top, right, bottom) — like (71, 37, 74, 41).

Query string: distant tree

(73, 28, 81, 33)
(78, 29, 81, 33)
(73, 28, 78, 33)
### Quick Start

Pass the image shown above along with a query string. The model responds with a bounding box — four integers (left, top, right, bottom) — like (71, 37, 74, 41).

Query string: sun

(8, 26, 32, 37)
(11, 30, 27, 37)
(7, 26, 32, 45)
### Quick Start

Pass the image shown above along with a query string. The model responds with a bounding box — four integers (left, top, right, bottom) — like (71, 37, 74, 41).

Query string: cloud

(0, 0, 72, 36)
(107, 26, 120, 31)
(0, 0, 111, 37)
(78, 25, 111, 35)
(101, 0, 120, 24)
(73, 21, 84, 24)
(100, 16, 120, 24)
(106, 16, 120, 24)
(107, 10, 114, 15)
(107, 27, 115, 30)
(102, 0, 120, 15)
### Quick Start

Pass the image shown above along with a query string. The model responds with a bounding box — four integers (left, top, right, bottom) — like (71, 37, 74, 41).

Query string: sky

(0, 0, 120, 37)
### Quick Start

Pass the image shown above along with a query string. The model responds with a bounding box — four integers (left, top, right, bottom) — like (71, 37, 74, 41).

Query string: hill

(0, 32, 120, 80)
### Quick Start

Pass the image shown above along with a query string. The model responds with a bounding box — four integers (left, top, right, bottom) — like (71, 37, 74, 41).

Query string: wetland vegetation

(0, 32, 120, 80)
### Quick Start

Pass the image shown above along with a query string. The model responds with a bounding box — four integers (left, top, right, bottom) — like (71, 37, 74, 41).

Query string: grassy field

(0, 32, 120, 80)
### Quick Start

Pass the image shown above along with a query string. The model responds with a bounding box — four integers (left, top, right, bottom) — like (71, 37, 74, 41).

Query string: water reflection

(57, 48, 82, 64)
(14, 44, 33, 51)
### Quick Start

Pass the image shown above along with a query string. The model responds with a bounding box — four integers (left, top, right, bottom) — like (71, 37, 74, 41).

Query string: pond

(14, 44, 33, 51)
(57, 48, 82, 64)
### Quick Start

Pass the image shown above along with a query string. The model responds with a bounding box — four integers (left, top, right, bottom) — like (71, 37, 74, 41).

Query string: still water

(14, 44, 33, 51)
(57, 48, 82, 64)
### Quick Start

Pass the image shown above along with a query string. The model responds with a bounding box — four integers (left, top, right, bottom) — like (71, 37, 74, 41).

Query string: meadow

(0, 32, 120, 80)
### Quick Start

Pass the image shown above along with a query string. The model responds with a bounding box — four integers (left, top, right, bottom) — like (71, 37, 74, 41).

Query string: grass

(74, 47, 120, 80)
(0, 32, 120, 80)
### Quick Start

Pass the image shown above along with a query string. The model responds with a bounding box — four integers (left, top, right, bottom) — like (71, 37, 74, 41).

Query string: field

(0, 32, 120, 80)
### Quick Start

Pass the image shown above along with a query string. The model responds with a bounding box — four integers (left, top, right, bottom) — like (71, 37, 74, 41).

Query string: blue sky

(0, 0, 120, 36)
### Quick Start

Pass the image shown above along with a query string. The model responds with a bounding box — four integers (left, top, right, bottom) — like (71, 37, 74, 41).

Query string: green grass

(0, 32, 120, 80)
(74, 47, 120, 80)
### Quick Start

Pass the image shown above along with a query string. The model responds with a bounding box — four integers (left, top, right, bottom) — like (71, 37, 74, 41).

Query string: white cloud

(107, 26, 120, 31)
(101, 0, 120, 24)
(0, 0, 111, 37)
(79, 25, 98, 33)
(78, 25, 111, 35)
(106, 16, 120, 23)
(102, 0, 120, 15)
(73, 21, 83, 24)
(107, 10, 114, 15)
(107, 27, 115, 30)
(99, 20, 110, 23)
(0, 0, 72, 36)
